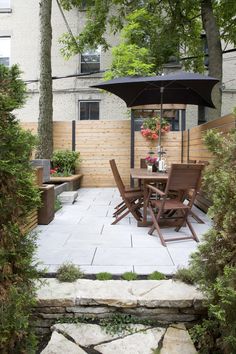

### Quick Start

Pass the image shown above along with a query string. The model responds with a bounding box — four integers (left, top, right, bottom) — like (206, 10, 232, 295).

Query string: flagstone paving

(35, 187, 211, 275)
(41, 322, 197, 353)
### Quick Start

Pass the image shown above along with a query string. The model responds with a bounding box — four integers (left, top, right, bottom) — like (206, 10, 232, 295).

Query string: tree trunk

(37, 0, 53, 159)
(201, 0, 222, 121)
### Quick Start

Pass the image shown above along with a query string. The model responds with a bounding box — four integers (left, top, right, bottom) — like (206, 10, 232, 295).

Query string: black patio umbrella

(92, 71, 219, 148)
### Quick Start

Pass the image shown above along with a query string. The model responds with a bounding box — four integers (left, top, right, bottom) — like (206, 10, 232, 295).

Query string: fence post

(130, 110, 135, 187)
(187, 129, 190, 163)
(72, 120, 76, 151)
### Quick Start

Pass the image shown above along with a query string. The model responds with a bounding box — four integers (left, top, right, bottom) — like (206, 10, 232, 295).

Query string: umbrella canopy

(92, 71, 219, 108)
(92, 71, 219, 156)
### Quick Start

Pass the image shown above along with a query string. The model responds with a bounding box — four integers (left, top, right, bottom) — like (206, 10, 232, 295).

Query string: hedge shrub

(189, 128, 236, 354)
(0, 64, 41, 353)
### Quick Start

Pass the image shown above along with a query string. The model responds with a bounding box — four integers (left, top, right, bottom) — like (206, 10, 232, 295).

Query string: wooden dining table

(130, 168, 169, 226)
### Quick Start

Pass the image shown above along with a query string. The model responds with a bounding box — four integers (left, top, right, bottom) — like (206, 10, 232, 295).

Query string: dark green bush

(51, 149, 81, 176)
(173, 267, 195, 284)
(188, 128, 236, 354)
(0, 64, 41, 352)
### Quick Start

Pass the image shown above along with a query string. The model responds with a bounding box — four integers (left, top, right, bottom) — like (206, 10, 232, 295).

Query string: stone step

(58, 191, 78, 204)
(34, 279, 205, 336)
(40, 322, 198, 354)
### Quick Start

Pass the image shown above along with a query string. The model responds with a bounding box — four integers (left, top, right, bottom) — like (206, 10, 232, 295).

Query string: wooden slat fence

(21, 120, 182, 187)
(21, 115, 235, 188)
(183, 114, 236, 162)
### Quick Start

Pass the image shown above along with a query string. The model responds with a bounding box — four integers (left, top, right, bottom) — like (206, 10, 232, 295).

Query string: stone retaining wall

(34, 279, 206, 335)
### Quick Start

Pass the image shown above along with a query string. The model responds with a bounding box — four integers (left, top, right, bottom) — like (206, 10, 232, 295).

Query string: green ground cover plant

(56, 262, 83, 282)
(174, 267, 195, 285)
(180, 128, 236, 354)
(121, 271, 138, 281)
(96, 272, 113, 280)
(54, 197, 62, 212)
(0, 64, 41, 353)
(147, 271, 166, 280)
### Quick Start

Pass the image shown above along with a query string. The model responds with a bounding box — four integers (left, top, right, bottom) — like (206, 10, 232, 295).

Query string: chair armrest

(147, 184, 165, 197)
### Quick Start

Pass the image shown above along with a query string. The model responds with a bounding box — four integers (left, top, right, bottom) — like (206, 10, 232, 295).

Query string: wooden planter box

(20, 209, 38, 235)
(50, 174, 83, 191)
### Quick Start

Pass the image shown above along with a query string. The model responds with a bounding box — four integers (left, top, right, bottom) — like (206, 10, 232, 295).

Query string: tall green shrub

(189, 128, 236, 354)
(0, 64, 41, 353)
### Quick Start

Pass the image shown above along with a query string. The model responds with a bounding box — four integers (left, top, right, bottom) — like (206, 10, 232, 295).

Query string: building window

(79, 101, 99, 120)
(0, 37, 10, 66)
(0, 0, 11, 12)
(81, 48, 100, 74)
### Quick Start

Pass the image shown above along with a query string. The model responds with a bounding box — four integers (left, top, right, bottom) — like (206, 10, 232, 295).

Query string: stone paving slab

(52, 323, 149, 347)
(41, 331, 86, 354)
(95, 327, 165, 354)
(35, 187, 212, 274)
(41, 322, 198, 354)
(160, 323, 197, 354)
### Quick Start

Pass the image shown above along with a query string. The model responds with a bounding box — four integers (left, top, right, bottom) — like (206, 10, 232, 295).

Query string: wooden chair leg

(175, 209, 188, 232)
(113, 204, 127, 216)
(186, 218, 199, 242)
(112, 210, 130, 225)
(148, 206, 167, 246)
(115, 200, 125, 209)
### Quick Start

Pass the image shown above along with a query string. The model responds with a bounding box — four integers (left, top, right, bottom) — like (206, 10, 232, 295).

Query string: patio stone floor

(35, 187, 212, 275)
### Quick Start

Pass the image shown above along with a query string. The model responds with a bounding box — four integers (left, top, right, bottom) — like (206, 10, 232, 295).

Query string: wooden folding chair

(110, 159, 144, 225)
(147, 163, 204, 246)
(187, 160, 209, 223)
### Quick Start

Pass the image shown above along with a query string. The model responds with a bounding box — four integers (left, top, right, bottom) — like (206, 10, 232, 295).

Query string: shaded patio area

(35, 187, 211, 275)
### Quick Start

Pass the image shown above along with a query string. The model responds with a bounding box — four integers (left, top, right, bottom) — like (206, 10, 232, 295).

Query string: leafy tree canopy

(60, 0, 236, 76)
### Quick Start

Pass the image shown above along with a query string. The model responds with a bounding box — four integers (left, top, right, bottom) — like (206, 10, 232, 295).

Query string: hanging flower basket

(140, 116, 171, 141)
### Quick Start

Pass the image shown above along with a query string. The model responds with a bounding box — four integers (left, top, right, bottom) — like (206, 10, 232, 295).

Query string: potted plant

(141, 116, 170, 141)
(145, 151, 158, 172)
(51, 150, 81, 176)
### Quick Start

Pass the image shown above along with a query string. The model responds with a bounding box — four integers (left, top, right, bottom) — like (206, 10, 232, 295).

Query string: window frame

(80, 47, 101, 74)
(78, 100, 100, 121)
(0, 36, 10, 67)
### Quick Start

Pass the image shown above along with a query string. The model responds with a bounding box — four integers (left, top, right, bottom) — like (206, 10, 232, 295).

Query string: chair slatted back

(109, 159, 125, 196)
(166, 163, 204, 192)
(140, 158, 146, 168)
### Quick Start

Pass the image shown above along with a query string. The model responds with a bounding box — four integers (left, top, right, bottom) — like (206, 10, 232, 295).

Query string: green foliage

(51, 149, 81, 176)
(151, 348, 161, 354)
(60, 0, 236, 81)
(57, 262, 83, 282)
(173, 267, 195, 285)
(96, 272, 113, 280)
(0, 64, 27, 112)
(54, 197, 62, 212)
(187, 128, 236, 354)
(0, 65, 41, 352)
(121, 272, 138, 281)
(147, 271, 166, 281)
(100, 313, 136, 335)
(104, 43, 155, 80)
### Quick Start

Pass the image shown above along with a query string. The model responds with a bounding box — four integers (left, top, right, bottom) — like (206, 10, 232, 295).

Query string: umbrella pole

(158, 86, 164, 158)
